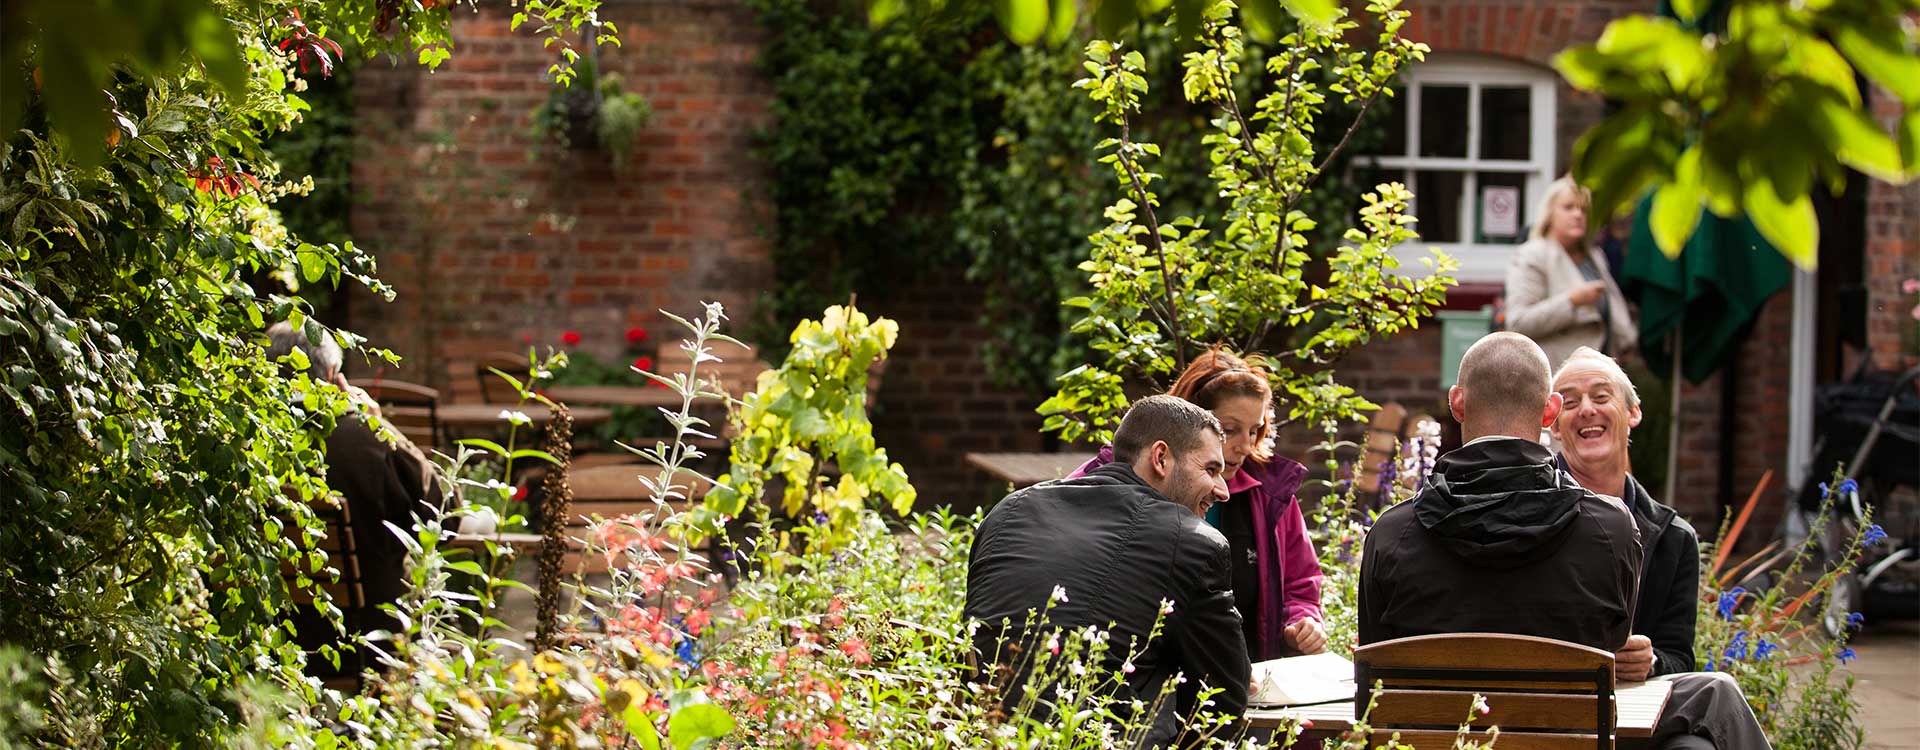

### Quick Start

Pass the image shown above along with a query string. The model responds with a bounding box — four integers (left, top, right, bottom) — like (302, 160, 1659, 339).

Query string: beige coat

(1503, 237, 1637, 367)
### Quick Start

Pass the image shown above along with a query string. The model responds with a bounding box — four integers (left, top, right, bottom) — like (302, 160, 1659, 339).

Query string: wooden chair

(282, 493, 367, 693)
(355, 378, 441, 450)
(563, 464, 712, 574)
(476, 351, 530, 404)
(1354, 633, 1617, 750)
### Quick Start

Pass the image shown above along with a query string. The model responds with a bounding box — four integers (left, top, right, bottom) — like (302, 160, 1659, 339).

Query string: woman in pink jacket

(1072, 349, 1327, 659)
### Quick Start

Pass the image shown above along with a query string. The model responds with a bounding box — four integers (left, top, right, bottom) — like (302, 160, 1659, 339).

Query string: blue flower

(1847, 612, 1866, 629)
(1839, 478, 1859, 495)
(1862, 524, 1887, 547)
(1716, 587, 1747, 620)
(1723, 630, 1751, 661)
(669, 616, 702, 668)
(1754, 640, 1782, 659)
(813, 511, 829, 526)
(1837, 647, 1857, 664)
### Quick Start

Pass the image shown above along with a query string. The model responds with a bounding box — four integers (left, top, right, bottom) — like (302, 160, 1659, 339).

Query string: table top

(1245, 679, 1672, 739)
(964, 452, 1090, 487)
(547, 385, 691, 410)
(447, 531, 546, 549)
(391, 404, 612, 430)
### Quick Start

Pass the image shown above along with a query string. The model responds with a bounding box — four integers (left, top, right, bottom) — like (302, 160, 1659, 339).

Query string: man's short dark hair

(265, 321, 342, 381)
(1112, 394, 1226, 464)
(1456, 332, 1551, 427)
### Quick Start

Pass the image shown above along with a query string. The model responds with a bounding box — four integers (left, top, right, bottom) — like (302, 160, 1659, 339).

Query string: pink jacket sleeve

(1277, 497, 1326, 626)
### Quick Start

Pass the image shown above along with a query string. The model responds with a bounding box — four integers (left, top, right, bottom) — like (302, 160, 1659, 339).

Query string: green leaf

(457, 438, 511, 457)
(298, 245, 326, 284)
(1833, 25, 1920, 107)
(1648, 182, 1702, 261)
(1808, 95, 1906, 183)
(1240, 0, 1287, 40)
(1743, 178, 1818, 270)
(626, 704, 661, 750)
(992, 0, 1049, 45)
(445, 561, 485, 576)
(1793, 37, 1861, 107)
(667, 704, 735, 750)
(1669, 0, 1706, 23)
(1092, 0, 1137, 38)
(1279, 0, 1340, 32)
(510, 448, 561, 465)
(867, 0, 905, 28)
(1044, 0, 1078, 47)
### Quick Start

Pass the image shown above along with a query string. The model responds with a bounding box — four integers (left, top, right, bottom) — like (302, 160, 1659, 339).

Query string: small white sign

(1481, 185, 1521, 238)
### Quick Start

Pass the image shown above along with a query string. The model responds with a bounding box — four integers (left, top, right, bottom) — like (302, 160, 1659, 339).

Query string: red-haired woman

(1071, 350, 1327, 658)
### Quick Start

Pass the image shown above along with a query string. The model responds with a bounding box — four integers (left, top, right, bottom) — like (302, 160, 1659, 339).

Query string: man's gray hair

(1555, 346, 1640, 410)
(1112, 394, 1226, 464)
(265, 321, 342, 382)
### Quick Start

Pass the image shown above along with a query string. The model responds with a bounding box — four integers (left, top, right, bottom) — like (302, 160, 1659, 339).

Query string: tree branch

(1116, 115, 1188, 373)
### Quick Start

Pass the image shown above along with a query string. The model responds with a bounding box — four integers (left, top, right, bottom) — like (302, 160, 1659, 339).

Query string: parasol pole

(1664, 316, 1682, 505)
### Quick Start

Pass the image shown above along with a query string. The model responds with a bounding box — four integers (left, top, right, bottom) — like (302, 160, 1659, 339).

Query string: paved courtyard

(1849, 616, 1920, 749)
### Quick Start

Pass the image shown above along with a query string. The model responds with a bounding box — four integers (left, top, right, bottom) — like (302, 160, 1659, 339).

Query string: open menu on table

(1248, 652, 1355, 707)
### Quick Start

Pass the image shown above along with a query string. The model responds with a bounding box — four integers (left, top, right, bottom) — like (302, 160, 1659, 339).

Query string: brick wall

(864, 280, 1050, 513)
(347, 0, 773, 399)
(1867, 88, 1920, 370)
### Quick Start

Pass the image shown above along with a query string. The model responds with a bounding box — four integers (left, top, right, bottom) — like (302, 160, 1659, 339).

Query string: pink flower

(1911, 303, 1919, 321)
(626, 327, 650, 344)
(560, 331, 582, 347)
(1903, 279, 1920, 294)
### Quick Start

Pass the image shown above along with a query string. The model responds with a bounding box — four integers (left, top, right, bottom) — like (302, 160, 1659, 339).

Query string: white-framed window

(1355, 55, 1558, 283)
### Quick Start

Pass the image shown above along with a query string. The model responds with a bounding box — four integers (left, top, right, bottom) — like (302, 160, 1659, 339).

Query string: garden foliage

(1040, 0, 1455, 444)
(0, 0, 604, 742)
(748, 0, 1402, 394)
(1554, 0, 1920, 267)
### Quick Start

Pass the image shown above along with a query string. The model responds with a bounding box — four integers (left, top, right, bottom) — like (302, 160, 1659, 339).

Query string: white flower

(1159, 599, 1176, 615)
(1050, 585, 1070, 604)
(1046, 632, 1060, 655)
(1122, 660, 1136, 674)
(499, 409, 532, 426)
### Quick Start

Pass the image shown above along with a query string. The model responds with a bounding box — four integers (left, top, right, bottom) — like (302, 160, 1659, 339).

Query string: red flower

(648, 378, 669, 389)
(839, 639, 872, 665)
(188, 157, 262, 198)
(511, 484, 528, 502)
(276, 10, 345, 78)
(632, 355, 655, 372)
(560, 331, 582, 347)
(625, 327, 649, 344)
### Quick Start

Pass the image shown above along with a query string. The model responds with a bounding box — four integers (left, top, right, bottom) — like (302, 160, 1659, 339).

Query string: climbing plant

(0, 0, 605, 743)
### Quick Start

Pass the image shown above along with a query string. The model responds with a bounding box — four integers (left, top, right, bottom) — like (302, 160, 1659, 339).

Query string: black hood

(1414, 438, 1594, 569)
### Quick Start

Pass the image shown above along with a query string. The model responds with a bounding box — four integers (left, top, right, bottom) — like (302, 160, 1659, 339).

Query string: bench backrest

(560, 463, 711, 574)
(1354, 633, 1616, 750)
(356, 378, 441, 449)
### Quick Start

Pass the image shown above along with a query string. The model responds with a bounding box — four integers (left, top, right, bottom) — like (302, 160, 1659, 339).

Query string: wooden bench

(561, 463, 712, 574)
(281, 492, 366, 692)
(355, 378, 442, 450)
(1353, 633, 1630, 750)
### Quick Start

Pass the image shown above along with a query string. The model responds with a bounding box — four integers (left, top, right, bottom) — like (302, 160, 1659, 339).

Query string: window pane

(1418, 84, 1469, 158)
(1413, 170, 1464, 243)
(1378, 94, 1408, 157)
(1479, 86, 1532, 161)
(1475, 172, 1529, 243)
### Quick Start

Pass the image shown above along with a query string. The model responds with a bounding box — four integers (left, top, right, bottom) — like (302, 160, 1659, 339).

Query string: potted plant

(529, 50, 652, 171)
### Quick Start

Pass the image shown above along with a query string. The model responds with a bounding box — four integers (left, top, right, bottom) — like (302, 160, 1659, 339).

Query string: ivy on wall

(749, 0, 1393, 394)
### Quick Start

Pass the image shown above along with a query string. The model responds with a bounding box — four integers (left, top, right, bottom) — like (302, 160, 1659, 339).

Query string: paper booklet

(1248, 652, 1356, 707)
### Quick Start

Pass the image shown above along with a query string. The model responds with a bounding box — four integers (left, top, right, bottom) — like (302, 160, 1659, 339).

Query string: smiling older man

(1551, 346, 1771, 750)
(1551, 346, 1700, 679)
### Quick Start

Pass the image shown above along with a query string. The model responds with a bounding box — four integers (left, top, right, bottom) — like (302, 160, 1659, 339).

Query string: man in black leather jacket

(965, 395, 1246, 746)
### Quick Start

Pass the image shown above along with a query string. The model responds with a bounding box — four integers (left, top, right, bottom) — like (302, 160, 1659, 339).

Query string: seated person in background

(1359, 331, 1643, 650)
(965, 395, 1246, 747)
(1071, 349, 1326, 660)
(267, 322, 441, 673)
(1362, 332, 1770, 750)
(1552, 346, 1700, 679)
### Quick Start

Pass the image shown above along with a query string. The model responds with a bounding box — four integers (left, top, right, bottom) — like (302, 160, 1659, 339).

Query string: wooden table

(547, 385, 688, 410)
(965, 452, 1091, 487)
(391, 404, 612, 434)
(1246, 679, 1673, 742)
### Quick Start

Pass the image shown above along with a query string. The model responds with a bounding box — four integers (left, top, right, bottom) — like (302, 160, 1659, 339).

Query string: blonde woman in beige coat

(1503, 176, 1637, 367)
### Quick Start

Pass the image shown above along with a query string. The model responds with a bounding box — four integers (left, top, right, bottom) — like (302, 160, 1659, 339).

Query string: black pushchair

(1794, 364, 1920, 636)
